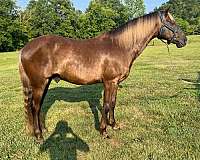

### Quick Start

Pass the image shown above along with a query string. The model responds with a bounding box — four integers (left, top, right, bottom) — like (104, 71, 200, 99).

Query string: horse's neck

(110, 16, 160, 59)
(130, 26, 159, 58)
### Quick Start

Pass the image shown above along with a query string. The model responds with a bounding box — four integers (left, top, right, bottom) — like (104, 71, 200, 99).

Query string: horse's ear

(165, 7, 170, 17)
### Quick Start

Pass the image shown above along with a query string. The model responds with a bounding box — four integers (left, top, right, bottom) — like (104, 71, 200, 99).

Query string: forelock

(168, 13, 175, 21)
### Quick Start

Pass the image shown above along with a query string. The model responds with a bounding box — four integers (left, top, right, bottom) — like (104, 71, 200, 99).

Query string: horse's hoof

(103, 133, 110, 139)
(101, 132, 110, 139)
(35, 130, 44, 144)
(112, 124, 120, 130)
(35, 136, 44, 144)
(100, 128, 110, 139)
(36, 138, 44, 144)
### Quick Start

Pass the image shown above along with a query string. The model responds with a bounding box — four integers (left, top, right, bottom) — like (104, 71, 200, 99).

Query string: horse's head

(157, 9, 187, 48)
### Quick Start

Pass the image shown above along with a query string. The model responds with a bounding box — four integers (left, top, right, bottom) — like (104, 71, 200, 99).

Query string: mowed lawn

(0, 36, 200, 160)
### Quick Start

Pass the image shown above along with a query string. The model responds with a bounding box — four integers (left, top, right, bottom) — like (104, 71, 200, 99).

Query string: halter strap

(158, 11, 178, 33)
(158, 11, 178, 43)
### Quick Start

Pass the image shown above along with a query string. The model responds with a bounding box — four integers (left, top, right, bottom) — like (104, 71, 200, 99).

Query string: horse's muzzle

(177, 38, 187, 48)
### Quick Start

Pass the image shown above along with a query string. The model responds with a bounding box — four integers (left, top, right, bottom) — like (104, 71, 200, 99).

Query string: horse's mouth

(168, 39, 186, 48)
(176, 38, 187, 48)
(176, 41, 186, 48)
(167, 40, 171, 45)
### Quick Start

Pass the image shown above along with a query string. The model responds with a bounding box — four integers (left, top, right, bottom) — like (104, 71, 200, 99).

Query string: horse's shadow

(39, 120, 89, 160)
(42, 83, 103, 131)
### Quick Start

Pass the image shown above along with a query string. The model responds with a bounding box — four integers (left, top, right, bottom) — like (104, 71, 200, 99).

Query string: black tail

(19, 51, 33, 117)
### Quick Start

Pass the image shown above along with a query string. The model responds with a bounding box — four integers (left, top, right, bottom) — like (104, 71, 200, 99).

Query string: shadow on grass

(181, 71, 200, 101)
(196, 72, 200, 102)
(42, 84, 103, 131)
(39, 120, 89, 160)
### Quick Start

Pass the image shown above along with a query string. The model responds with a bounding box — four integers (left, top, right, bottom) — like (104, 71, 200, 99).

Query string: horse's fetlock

(35, 129, 41, 134)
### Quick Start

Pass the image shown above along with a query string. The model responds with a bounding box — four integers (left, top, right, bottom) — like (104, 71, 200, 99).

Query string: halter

(158, 11, 179, 43)
(158, 11, 176, 71)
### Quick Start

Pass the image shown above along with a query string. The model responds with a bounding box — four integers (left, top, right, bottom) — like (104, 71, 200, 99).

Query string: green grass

(0, 35, 200, 160)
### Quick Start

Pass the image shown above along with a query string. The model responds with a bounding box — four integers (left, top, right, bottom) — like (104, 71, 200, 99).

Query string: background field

(0, 36, 200, 160)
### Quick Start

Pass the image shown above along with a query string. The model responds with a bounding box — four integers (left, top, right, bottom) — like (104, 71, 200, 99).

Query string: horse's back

(19, 35, 104, 84)
(19, 35, 129, 85)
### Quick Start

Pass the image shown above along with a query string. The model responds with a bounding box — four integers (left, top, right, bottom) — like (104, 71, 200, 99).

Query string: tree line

(156, 0, 200, 35)
(0, 0, 145, 52)
(1, 0, 199, 52)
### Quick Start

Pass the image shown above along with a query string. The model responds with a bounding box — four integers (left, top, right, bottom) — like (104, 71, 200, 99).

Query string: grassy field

(0, 36, 200, 160)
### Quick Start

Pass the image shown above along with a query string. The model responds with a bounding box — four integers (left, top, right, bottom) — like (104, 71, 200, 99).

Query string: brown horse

(19, 9, 187, 143)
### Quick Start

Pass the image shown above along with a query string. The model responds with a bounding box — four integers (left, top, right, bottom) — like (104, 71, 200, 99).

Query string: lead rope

(160, 40, 196, 87)
(160, 39, 174, 70)
(159, 39, 181, 98)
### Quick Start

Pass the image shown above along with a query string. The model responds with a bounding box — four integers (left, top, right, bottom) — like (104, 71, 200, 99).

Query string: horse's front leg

(108, 83, 120, 130)
(100, 82, 111, 138)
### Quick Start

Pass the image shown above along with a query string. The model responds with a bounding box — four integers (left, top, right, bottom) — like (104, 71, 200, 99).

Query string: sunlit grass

(0, 36, 200, 159)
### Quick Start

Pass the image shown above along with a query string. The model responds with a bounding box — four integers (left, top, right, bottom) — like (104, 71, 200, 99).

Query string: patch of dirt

(109, 138, 122, 148)
(131, 106, 153, 123)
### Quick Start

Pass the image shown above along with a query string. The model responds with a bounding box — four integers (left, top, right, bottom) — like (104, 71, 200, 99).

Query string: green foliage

(123, 0, 145, 19)
(78, 0, 146, 38)
(98, 0, 129, 26)
(51, 0, 78, 38)
(156, 0, 200, 35)
(76, 0, 119, 38)
(0, 0, 145, 51)
(1, 36, 200, 159)
(23, 0, 77, 38)
(175, 18, 190, 35)
(0, 0, 28, 52)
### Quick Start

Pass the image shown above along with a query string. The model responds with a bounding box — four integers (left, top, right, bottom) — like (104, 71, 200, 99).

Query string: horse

(19, 9, 187, 143)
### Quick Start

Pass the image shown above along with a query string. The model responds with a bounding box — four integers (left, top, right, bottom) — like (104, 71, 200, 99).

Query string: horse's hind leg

(39, 79, 52, 133)
(31, 79, 49, 143)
